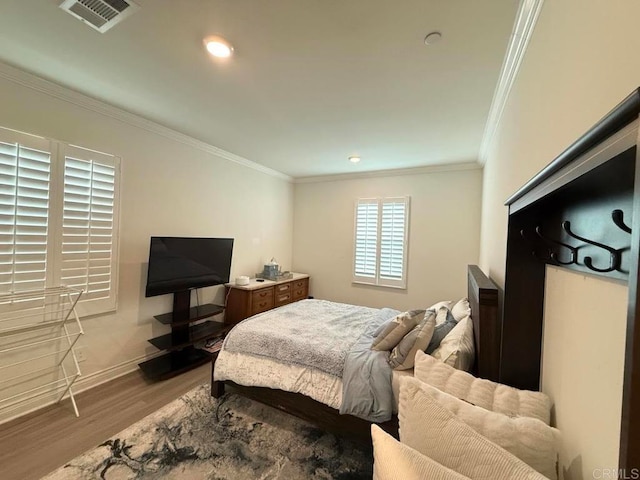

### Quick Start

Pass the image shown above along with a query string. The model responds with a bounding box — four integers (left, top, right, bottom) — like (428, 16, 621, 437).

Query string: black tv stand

(138, 290, 228, 380)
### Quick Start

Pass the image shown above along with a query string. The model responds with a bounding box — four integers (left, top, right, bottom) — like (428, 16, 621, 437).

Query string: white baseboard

(0, 353, 160, 425)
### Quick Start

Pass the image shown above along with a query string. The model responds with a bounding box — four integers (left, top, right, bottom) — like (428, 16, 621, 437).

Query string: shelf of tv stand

(138, 346, 210, 381)
(147, 320, 230, 351)
(140, 295, 227, 380)
(154, 303, 224, 326)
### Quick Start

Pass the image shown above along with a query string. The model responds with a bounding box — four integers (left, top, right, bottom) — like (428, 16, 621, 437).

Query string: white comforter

(215, 349, 344, 408)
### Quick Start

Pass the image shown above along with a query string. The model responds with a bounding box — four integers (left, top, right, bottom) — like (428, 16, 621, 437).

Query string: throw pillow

(372, 310, 425, 351)
(372, 424, 470, 480)
(432, 315, 475, 371)
(389, 310, 436, 370)
(413, 350, 552, 424)
(398, 377, 549, 480)
(373, 319, 392, 338)
(406, 377, 561, 479)
(425, 307, 458, 354)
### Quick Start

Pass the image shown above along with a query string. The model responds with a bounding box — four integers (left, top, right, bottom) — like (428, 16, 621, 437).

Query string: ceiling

(0, 0, 518, 178)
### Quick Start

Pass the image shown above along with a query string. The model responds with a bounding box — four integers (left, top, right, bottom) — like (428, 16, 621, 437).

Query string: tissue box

(261, 264, 280, 280)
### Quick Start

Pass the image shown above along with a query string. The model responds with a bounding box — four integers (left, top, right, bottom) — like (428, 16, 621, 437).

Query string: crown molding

(293, 162, 481, 184)
(478, 0, 545, 165)
(0, 61, 292, 182)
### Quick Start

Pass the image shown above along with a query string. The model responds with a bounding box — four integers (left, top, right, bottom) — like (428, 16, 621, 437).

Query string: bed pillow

(372, 310, 425, 351)
(404, 377, 561, 479)
(451, 297, 471, 321)
(425, 307, 458, 354)
(371, 424, 470, 480)
(428, 300, 453, 316)
(432, 298, 470, 326)
(432, 315, 475, 371)
(398, 377, 549, 480)
(389, 310, 436, 370)
(414, 350, 552, 424)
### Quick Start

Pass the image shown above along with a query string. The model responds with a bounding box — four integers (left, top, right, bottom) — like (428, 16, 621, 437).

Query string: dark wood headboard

(467, 265, 500, 382)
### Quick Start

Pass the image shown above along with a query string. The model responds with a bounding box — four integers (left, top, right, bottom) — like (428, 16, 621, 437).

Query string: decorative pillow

(398, 377, 549, 480)
(451, 297, 471, 321)
(414, 350, 552, 425)
(425, 307, 458, 354)
(432, 315, 475, 371)
(405, 377, 561, 479)
(389, 310, 436, 370)
(372, 310, 425, 351)
(372, 424, 470, 480)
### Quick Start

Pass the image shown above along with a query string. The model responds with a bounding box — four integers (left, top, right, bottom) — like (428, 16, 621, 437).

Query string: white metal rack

(0, 286, 84, 418)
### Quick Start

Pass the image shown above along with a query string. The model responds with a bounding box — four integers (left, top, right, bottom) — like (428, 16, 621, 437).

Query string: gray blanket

(340, 314, 398, 422)
(223, 299, 399, 421)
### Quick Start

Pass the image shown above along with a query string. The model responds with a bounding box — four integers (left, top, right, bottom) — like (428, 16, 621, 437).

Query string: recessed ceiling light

(204, 36, 234, 58)
(349, 155, 361, 164)
(424, 31, 442, 46)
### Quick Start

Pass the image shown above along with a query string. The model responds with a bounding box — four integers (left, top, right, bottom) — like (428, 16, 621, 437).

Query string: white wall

(293, 167, 482, 311)
(478, 0, 639, 476)
(0, 70, 293, 422)
(543, 267, 627, 479)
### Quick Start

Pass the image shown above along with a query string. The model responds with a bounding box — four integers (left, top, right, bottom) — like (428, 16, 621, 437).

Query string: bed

(211, 265, 500, 441)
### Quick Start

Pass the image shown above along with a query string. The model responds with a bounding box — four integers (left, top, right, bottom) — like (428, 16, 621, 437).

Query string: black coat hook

(520, 229, 550, 262)
(611, 209, 632, 234)
(561, 221, 621, 273)
(535, 226, 578, 265)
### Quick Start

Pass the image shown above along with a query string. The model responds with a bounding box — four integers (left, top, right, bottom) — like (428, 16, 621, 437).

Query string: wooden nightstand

(224, 273, 310, 324)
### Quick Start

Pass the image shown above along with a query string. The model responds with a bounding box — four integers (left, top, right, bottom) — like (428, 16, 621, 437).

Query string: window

(353, 196, 410, 288)
(0, 127, 121, 316)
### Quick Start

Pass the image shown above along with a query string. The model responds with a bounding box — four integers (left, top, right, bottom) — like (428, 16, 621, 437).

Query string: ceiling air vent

(59, 0, 140, 33)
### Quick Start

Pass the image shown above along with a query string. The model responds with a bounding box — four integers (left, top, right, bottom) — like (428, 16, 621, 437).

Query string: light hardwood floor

(0, 363, 210, 480)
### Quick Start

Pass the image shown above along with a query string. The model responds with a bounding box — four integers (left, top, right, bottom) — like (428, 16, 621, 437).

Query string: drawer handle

(259, 302, 268, 308)
(278, 295, 290, 301)
(278, 285, 288, 291)
(259, 292, 268, 297)
(295, 290, 303, 296)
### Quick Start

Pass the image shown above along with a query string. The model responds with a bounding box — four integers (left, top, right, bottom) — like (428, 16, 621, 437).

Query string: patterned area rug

(43, 384, 373, 479)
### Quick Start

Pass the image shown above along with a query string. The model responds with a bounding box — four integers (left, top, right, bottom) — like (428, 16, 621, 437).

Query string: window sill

(351, 280, 407, 290)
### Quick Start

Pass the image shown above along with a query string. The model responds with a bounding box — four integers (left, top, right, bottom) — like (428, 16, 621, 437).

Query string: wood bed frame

(210, 264, 500, 442)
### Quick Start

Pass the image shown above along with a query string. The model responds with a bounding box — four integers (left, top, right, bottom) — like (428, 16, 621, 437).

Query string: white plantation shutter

(379, 199, 408, 287)
(353, 196, 410, 288)
(0, 131, 52, 294)
(61, 145, 120, 314)
(0, 126, 120, 316)
(354, 200, 378, 278)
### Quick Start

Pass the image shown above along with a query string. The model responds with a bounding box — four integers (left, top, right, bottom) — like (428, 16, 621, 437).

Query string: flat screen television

(145, 237, 234, 297)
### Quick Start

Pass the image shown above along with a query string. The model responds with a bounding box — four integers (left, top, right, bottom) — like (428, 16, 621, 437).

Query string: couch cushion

(408, 377, 560, 479)
(398, 377, 549, 480)
(372, 424, 470, 480)
(414, 350, 552, 424)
